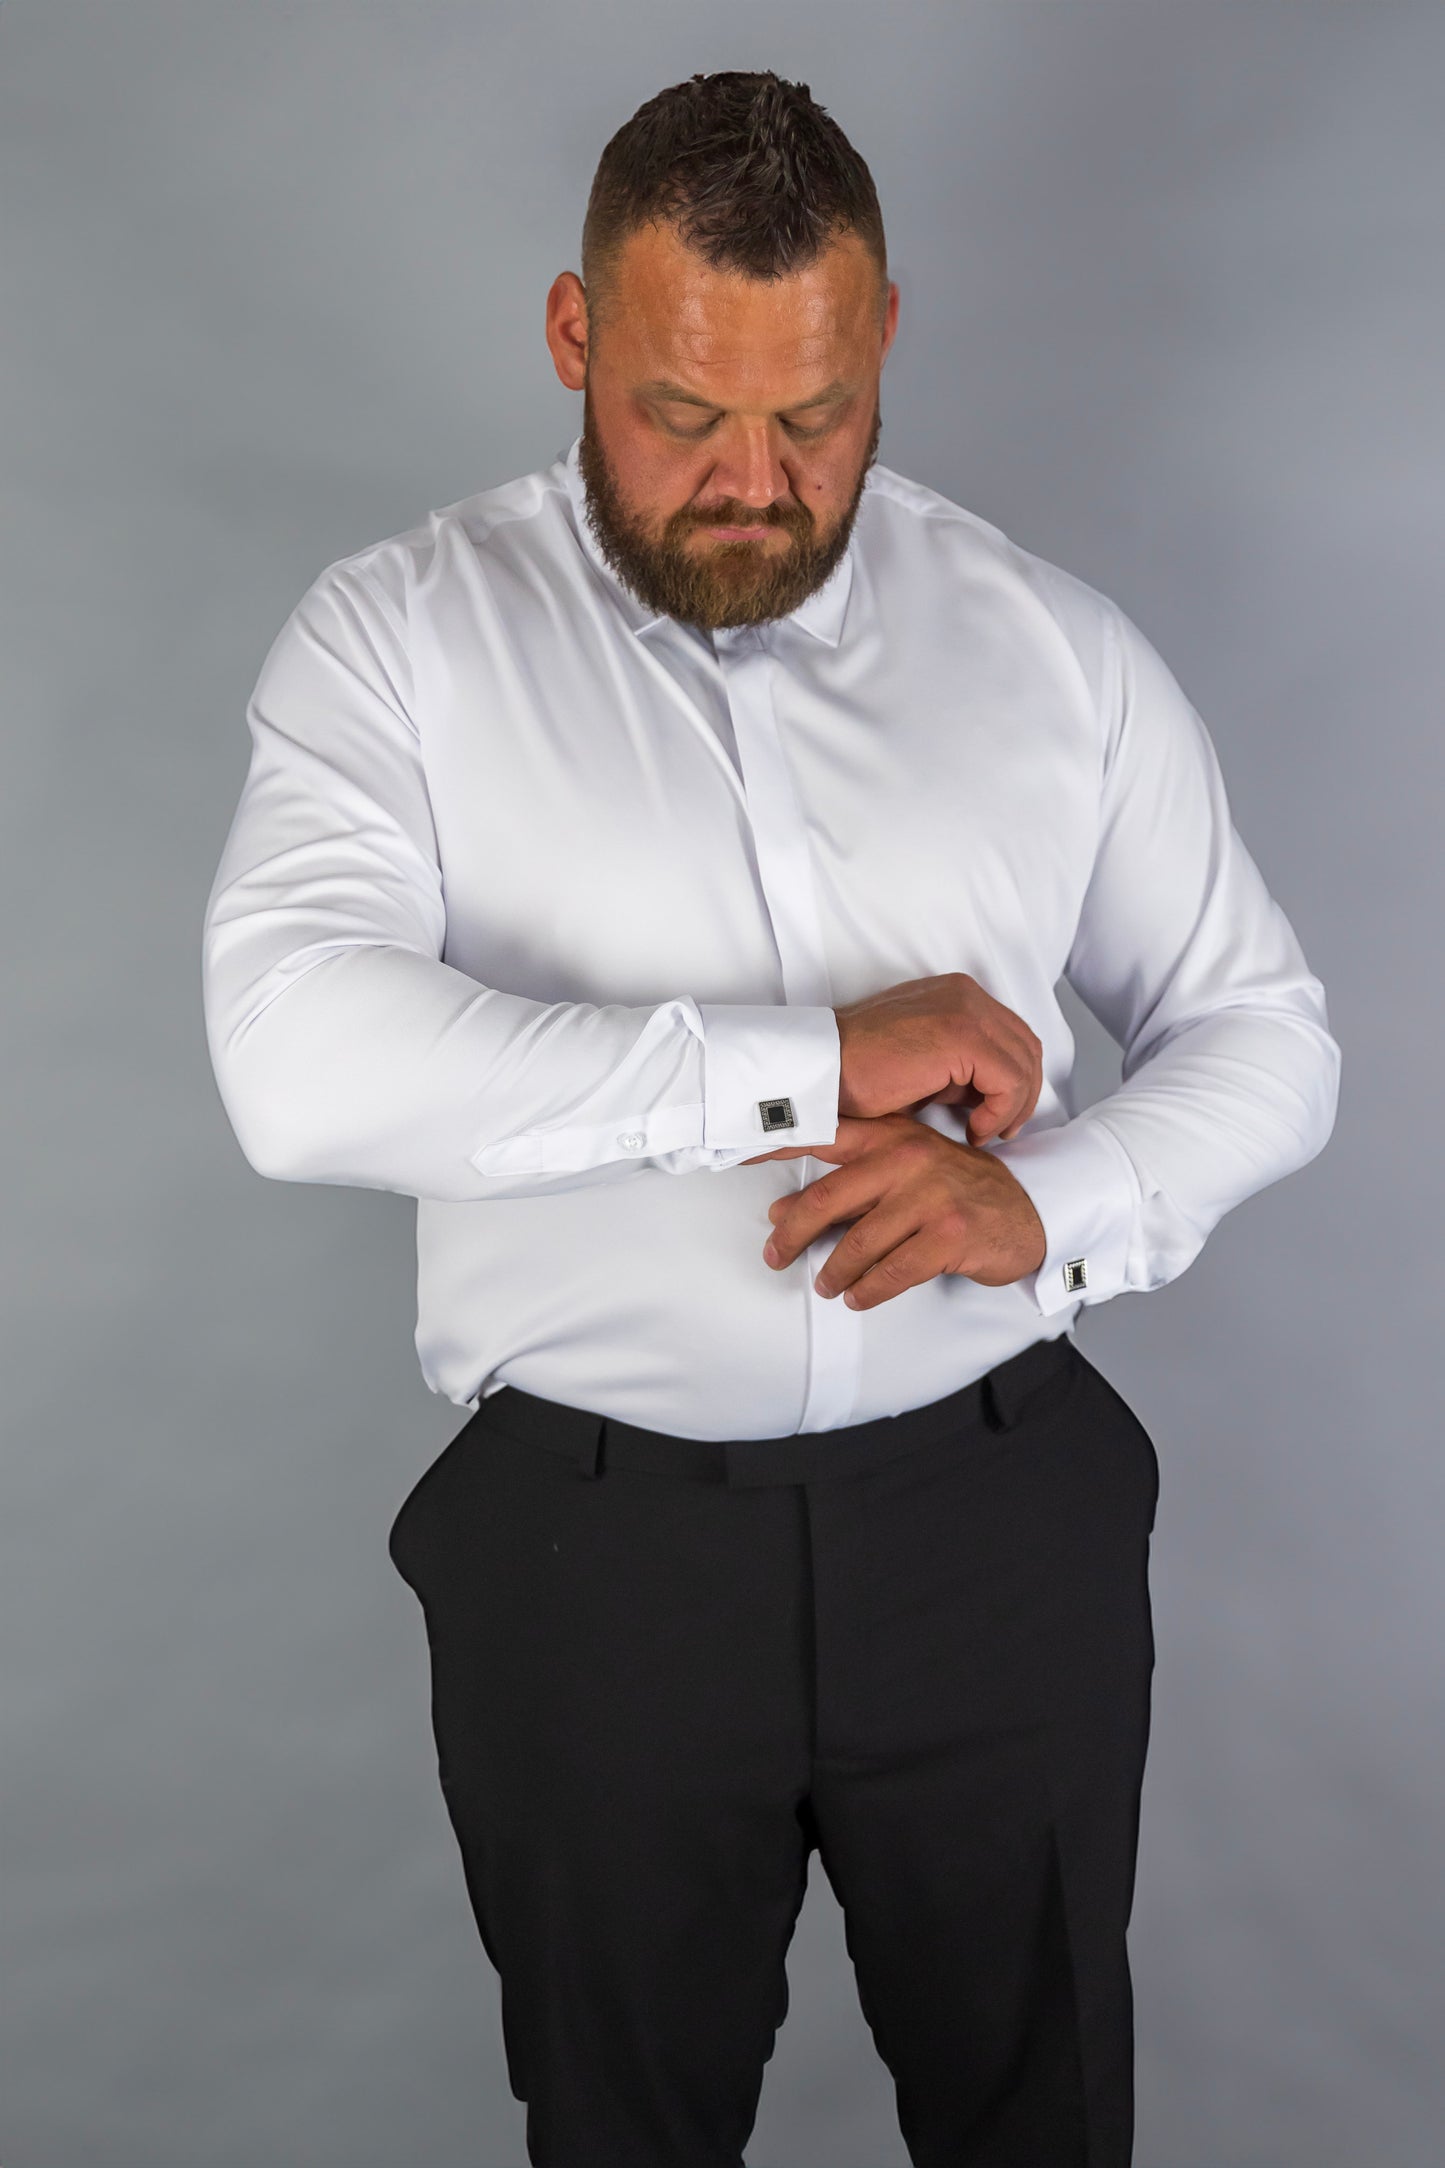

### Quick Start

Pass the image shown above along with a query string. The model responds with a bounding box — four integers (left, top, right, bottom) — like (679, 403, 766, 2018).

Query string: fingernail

(763, 1241, 780, 1266)
(843, 1291, 860, 1308)
(813, 1273, 831, 1296)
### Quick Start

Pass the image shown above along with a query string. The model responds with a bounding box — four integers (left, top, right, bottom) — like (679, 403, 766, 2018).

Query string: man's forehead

(611, 266, 874, 394)
(609, 223, 877, 325)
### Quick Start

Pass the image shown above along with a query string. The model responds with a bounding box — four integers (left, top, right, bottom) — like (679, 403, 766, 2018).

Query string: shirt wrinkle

(200, 432, 1341, 1440)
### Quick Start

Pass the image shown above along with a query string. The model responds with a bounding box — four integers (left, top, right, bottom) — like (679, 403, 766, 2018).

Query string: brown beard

(576, 380, 881, 634)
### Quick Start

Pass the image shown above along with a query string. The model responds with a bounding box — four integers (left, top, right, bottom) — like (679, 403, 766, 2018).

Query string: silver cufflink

(1063, 1258, 1087, 1293)
(759, 1097, 797, 1133)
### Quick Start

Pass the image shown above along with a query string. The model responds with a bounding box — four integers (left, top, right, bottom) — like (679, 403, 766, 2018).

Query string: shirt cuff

(694, 1002, 842, 1164)
(985, 1113, 1141, 1316)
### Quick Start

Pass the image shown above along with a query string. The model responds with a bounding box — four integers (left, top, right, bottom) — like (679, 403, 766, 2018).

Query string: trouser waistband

(473, 1330, 1080, 1488)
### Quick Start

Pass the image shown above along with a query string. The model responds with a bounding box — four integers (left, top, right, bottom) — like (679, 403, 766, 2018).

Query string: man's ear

(544, 270, 589, 392)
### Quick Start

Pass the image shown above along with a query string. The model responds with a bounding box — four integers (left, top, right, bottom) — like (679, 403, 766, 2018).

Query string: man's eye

(660, 412, 833, 441)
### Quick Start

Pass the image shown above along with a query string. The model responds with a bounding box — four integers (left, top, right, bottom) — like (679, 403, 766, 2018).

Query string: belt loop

(984, 1334, 1075, 1432)
(574, 1417, 604, 1479)
(980, 1368, 1015, 1433)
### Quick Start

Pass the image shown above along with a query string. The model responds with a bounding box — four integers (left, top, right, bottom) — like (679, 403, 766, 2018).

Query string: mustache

(675, 505, 807, 534)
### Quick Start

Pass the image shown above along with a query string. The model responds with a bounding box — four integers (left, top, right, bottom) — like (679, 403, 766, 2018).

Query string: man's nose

(705, 422, 792, 512)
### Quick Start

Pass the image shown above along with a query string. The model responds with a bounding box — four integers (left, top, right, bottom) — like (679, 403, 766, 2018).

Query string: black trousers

(387, 1331, 1159, 2167)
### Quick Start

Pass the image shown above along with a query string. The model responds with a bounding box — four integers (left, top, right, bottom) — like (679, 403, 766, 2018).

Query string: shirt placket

(712, 624, 863, 1432)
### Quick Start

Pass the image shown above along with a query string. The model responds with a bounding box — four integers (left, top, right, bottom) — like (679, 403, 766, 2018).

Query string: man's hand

(832, 972, 1042, 1142)
(747, 1112, 1047, 1310)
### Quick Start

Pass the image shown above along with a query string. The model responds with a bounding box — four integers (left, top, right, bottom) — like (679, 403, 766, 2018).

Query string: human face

(546, 220, 898, 633)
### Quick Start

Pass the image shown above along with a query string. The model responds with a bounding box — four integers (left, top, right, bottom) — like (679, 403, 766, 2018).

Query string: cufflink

(1063, 1257, 1088, 1293)
(759, 1097, 797, 1133)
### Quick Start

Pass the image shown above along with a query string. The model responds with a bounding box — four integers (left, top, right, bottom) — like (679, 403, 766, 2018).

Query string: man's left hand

(743, 1112, 1047, 1309)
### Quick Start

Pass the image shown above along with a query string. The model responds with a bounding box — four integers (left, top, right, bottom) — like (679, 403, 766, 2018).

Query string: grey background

(2, 4, 1436, 2163)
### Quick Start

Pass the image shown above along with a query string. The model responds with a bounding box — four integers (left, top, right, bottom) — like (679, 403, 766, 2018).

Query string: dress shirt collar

(559, 433, 855, 648)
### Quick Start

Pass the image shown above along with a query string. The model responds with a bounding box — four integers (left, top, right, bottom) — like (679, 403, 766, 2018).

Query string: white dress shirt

(201, 433, 1340, 1439)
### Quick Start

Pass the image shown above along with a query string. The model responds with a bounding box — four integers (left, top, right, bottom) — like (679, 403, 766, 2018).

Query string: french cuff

(694, 1002, 842, 1165)
(986, 1114, 1141, 1317)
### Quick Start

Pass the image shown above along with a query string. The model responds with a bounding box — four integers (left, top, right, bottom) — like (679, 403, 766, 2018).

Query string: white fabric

(201, 435, 1340, 1438)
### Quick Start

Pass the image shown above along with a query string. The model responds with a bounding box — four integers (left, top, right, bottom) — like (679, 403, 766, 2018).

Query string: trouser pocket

(387, 1414, 485, 1588)
(1066, 1348, 1161, 1528)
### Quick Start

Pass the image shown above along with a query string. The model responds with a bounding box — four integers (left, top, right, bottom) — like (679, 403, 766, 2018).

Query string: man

(202, 68, 1340, 2168)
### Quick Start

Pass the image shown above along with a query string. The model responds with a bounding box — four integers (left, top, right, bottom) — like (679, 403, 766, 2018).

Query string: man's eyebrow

(638, 377, 853, 411)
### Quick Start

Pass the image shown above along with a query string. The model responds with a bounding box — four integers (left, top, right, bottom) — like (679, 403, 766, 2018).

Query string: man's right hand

(833, 972, 1042, 1143)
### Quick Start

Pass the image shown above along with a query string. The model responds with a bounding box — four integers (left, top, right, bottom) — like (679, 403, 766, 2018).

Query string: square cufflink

(1063, 1257, 1088, 1293)
(759, 1097, 797, 1133)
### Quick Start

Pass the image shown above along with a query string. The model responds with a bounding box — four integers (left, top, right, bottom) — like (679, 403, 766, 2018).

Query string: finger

(960, 1026, 1043, 1143)
(834, 1227, 948, 1311)
(764, 1126, 939, 1269)
(964, 1072, 1028, 1144)
(981, 1092, 1036, 1144)
(811, 1202, 928, 1301)
(763, 1161, 889, 1272)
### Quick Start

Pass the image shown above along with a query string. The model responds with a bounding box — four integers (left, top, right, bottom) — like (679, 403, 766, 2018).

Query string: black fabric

(437, 1328, 1083, 1488)
(388, 1334, 1160, 2166)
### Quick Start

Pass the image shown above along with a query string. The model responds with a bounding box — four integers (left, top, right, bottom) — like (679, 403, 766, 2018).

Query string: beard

(576, 380, 881, 634)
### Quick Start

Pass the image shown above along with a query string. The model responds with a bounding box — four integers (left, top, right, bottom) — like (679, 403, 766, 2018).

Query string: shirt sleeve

(201, 561, 841, 1203)
(986, 593, 1342, 1316)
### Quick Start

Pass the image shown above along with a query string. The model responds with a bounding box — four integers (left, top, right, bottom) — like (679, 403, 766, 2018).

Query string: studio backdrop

(2, 5, 1437, 2165)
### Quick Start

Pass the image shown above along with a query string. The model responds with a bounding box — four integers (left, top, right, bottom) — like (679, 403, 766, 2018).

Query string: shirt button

(617, 1132, 646, 1151)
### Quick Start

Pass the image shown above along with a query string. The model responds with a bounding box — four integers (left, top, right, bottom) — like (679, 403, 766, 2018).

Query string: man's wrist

(832, 1009, 858, 1117)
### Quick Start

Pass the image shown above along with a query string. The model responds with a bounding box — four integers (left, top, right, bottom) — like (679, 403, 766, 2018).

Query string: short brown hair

(581, 70, 888, 332)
